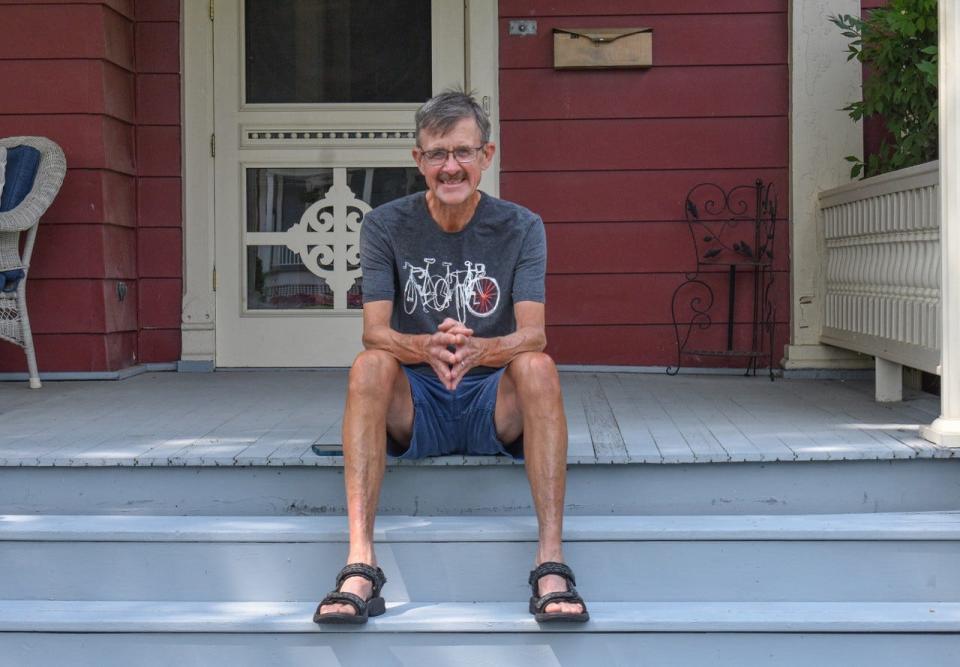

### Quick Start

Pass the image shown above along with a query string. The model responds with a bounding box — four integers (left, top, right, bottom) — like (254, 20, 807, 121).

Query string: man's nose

(440, 152, 461, 169)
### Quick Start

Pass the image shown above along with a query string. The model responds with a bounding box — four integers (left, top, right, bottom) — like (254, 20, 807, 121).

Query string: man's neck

(426, 191, 481, 233)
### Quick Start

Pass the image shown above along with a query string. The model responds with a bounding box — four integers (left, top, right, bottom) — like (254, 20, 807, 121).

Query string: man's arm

(447, 300, 546, 386)
(361, 300, 469, 389)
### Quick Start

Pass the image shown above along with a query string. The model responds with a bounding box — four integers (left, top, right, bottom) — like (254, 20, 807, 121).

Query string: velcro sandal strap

(532, 590, 585, 613)
(528, 561, 577, 590)
(336, 563, 387, 596)
(319, 591, 367, 616)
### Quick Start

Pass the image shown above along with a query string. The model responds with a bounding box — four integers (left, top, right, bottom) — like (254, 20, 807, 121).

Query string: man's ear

(480, 142, 496, 169)
(412, 148, 427, 176)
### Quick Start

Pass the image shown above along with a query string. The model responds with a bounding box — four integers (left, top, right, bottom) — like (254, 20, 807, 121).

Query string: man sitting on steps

(314, 90, 589, 625)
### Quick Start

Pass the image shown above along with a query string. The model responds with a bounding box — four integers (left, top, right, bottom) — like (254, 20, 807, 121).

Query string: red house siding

(498, 0, 790, 366)
(134, 0, 181, 363)
(0, 0, 182, 372)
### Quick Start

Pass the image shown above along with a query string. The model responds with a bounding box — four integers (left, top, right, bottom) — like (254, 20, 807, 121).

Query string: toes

(544, 601, 584, 615)
(319, 603, 355, 616)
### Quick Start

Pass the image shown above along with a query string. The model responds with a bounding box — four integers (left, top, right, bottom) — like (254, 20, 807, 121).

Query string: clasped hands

(423, 317, 486, 391)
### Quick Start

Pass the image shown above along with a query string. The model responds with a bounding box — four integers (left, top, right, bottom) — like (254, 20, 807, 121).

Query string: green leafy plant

(831, 0, 938, 178)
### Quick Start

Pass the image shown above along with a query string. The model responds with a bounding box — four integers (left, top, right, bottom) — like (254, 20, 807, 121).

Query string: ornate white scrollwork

(281, 168, 370, 310)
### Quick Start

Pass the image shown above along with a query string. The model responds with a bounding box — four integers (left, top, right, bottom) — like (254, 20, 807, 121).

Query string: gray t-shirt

(360, 190, 546, 343)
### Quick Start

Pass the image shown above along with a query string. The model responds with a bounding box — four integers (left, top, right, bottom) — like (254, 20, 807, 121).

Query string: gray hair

(415, 90, 491, 145)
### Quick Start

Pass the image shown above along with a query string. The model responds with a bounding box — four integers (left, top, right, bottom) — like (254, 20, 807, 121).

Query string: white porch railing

(818, 161, 941, 400)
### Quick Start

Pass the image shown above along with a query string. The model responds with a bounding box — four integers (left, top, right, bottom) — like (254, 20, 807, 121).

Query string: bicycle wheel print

(432, 277, 452, 311)
(403, 277, 418, 315)
(466, 276, 500, 317)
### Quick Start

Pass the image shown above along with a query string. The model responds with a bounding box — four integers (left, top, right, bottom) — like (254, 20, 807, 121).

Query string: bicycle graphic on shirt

(402, 258, 501, 323)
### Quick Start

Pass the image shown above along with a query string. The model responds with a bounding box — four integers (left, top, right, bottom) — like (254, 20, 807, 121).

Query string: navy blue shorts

(387, 366, 523, 460)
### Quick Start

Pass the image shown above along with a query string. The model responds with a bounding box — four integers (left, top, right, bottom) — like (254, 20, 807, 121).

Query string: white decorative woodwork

(818, 161, 941, 376)
(246, 168, 369, 311)
(242, 127, 417, 148)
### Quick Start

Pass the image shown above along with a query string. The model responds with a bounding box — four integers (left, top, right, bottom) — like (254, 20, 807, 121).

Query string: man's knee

(509, 352, 561, 396)
(348, 350, 401, 398)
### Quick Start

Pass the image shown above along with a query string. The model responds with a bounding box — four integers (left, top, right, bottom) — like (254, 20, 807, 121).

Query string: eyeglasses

(417, 145, 486, 167)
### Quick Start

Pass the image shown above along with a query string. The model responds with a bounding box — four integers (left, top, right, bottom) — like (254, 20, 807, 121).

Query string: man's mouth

(439, 173, 466, 185)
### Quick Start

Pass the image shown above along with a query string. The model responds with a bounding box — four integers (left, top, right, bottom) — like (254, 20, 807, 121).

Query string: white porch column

(179, 0, 217, 370)
(921, 0, 960, 447)
(783, 0, 873, 370)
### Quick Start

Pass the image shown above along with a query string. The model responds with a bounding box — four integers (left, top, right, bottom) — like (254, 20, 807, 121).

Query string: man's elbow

(361, 327, 382, 350)
(531, 329, 547, 352)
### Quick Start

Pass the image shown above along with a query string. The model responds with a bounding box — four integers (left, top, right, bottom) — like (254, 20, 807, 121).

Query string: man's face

(413, 117, 495, 208)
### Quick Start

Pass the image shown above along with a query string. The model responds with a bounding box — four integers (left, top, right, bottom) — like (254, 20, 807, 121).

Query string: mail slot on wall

(553, 28, 653, 69)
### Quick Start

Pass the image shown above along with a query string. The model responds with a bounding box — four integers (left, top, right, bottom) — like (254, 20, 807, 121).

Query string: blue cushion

(0, 145, 42, 213)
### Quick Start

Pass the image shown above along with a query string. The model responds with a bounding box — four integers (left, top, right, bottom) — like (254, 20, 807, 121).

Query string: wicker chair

(0, 136, 67, 388)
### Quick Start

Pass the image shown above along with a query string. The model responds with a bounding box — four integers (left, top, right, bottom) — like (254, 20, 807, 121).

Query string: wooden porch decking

(0, 370, 949, 467)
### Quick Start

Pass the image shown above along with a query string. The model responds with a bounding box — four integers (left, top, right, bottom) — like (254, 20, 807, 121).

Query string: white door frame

(180, 0, 499, 368)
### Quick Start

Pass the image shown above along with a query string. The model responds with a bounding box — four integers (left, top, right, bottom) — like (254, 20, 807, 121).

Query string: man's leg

(496, 352, 584, 615)
(317, 350, 413, 617)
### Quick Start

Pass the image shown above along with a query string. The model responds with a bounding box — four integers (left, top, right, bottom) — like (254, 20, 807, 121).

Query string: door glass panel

(245, 0, 432, 104)
(245, 166, 425, 311)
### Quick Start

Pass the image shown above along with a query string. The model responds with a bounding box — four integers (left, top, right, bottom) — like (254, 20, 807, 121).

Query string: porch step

(1, 601, 958, 667)
(3, 458, 959, 516)
(2, 600, 958, 633)
(2, 513, 959, 603)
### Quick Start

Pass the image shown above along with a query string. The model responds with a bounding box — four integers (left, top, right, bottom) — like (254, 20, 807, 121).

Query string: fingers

(437, 318, 459, 332)
(429, 359, 456, 390)
(437, 318, 473, 339)
(447, 363, 466, 391)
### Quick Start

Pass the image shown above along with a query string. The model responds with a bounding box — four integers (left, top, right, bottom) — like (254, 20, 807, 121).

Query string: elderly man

(314, 91, 588, 625)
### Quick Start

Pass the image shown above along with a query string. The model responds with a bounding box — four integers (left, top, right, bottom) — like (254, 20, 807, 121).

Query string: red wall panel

(135, 0, 177, 21)
(0, 61, 133, 122)
(499, 1, 789, 367)
(500, 65, 788, 120)
(138, 278, 181, 329)
(0, 4, 133, 69)
(500, 1, 786, 16)
(0, 0, 136, 19)
(546, 323, 789, 368)
(137, 177, 181, 228)
(135, 20, 179, 73)
(139, 329, 180, 363)
(0, 1, 181, 373)
(43, 170, 135, 226)
(29, 224, 136, 279)
(0, 332, 136, 373)
(130, 1, 182, 364)
(501, 169, 788, 223)
(135, 126, 181, 177)
(26, 279, 135, 334)
(136, 74, 179, 125)
(546, 221, 790, 275)
(545, 273, 789, 326)
(137, 228, 181, 278)
(501, 118, 787, 172)
(0, 115, 134, 174)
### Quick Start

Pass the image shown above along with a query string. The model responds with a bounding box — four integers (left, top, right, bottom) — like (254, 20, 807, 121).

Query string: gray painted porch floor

(0, 370, 948, 467)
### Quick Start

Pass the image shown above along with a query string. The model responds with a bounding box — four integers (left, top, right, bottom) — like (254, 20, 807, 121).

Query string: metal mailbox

(552, 27, 653, 69)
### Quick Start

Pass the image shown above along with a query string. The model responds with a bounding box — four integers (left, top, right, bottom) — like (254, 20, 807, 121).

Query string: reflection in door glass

(245, 0, 432, 104)
(246, 246, 362, 310)
(245, 167, 425, 310)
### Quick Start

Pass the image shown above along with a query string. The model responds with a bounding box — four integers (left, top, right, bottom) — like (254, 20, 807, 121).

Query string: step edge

(3, 513, 960, 542)
(1, 601, 958, 634)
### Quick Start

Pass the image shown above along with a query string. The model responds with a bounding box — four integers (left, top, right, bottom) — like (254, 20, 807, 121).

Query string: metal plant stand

(667, 179, 777, 379)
